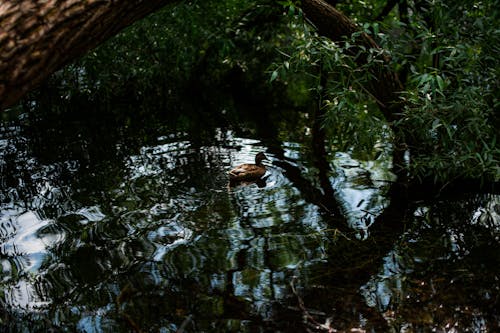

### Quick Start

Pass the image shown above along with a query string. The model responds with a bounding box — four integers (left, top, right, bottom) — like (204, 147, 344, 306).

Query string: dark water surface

(0, 102, 499, 332)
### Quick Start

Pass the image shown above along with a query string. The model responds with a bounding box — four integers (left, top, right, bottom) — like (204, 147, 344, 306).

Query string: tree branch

(300, 0, 405, 122)
(375, 0, 399, 22)
(0, 0, 178, 110)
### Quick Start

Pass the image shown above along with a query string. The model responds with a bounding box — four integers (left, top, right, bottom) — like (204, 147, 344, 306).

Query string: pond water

(0, 100, 499, 332)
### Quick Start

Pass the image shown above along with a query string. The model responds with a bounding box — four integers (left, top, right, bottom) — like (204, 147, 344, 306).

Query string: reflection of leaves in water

(360, 195, 500, 331)
(2, 110, 500, 332)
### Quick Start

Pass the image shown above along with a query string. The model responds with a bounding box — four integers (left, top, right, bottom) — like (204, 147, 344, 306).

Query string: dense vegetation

(20, 0, 499, 186)
(2, 1, 499, 331)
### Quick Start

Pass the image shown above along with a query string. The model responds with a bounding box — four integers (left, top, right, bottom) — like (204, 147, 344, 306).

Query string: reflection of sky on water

(333, 150, 395, 238)
(472, 196, 500, 228)
(0, 126, 396, 313)
(4, 122, 498, 331)
(2, 211, 53, 268)
(0, 209, 66, 309)
(0, 126, 73, 309)
(361, 195, 500, 331)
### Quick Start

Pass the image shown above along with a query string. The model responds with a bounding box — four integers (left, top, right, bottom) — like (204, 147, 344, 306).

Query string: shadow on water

(0, 88, 499, 332)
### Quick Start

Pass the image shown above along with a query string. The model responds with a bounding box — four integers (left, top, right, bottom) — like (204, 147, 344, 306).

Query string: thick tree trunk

(0, 0, 177, 110)
(301, 0, 405, 122)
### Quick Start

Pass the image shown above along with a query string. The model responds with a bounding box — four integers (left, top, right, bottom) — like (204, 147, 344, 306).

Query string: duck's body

(229, 163, 266, 181)
(228, 152, 268, 182)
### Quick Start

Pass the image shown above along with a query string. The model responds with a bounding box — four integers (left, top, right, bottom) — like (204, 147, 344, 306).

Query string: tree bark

(301, 0, 410, 182)
(0, 0, 404, 116)
(0, 0, 177, 110)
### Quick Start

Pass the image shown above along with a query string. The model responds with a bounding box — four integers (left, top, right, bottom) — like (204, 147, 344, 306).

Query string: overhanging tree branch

(300, 0, 405, 122)
(300, 0, 411, 183)
(301, 0, 498, 192)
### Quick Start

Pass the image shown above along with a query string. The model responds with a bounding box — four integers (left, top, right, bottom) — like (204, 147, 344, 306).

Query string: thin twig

(176, 315, 193, 333)
(290, 276, 337, 332)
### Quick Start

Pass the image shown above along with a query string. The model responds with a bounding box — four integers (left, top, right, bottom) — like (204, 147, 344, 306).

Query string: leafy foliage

(271, 0, 499, 182)
(25, 0, 500, 183)
(39, 1, 255, 105)
(386, 0, 500, 182)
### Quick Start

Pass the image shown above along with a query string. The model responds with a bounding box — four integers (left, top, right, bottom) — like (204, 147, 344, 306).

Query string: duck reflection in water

(228, 152, 269, 188)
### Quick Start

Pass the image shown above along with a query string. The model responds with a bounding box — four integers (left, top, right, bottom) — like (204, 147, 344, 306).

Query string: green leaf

(436, 75, 445, 91)
(270, 70, 278, 82)
(418, 73, 430, 86)
(432, 119, 441, 130)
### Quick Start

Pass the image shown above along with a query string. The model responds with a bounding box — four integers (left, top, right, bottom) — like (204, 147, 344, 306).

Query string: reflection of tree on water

(228, 176, 267, 189)
(1, 98, 500, 331)
(272, 160, 500, 331)
(269, 150, 404, 330)
(263, 97, 500, 331)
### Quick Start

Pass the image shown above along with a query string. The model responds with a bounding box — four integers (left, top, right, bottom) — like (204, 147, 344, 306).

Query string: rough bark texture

(301, 0, 405, 122)
(0, 0, 176, 110)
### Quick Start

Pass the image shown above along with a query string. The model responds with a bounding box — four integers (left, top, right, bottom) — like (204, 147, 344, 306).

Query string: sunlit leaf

(270, 70, 279, 82)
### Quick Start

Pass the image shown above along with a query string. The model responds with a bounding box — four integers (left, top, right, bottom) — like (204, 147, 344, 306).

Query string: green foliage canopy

(273, 0, 499, 183)
(26, 0, 500, 184)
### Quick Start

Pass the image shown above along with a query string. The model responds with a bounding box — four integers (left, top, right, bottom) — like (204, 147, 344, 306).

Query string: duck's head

(255, 152, 269, 165)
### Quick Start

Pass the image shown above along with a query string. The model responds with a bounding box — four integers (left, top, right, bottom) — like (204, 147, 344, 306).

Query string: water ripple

(1, 211, 65, 273)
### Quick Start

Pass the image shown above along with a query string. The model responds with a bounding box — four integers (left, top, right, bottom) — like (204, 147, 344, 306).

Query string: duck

(228, 152, 269, 182)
